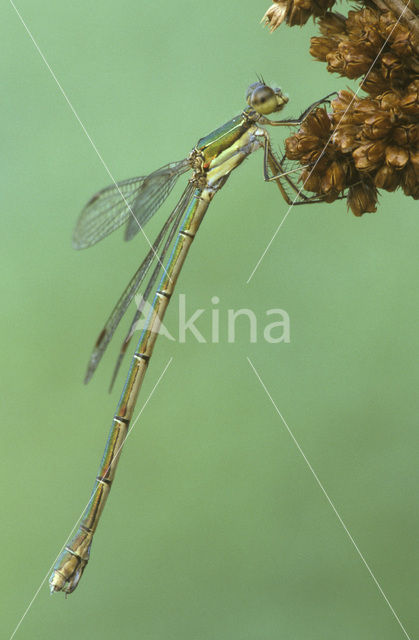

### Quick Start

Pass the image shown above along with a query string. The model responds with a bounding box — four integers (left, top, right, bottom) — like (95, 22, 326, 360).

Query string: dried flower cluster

(333, 86, 419, 198)
(310, 7, 419, 94)
(285, 81, 419, 214)
(265, 1, 419, 215)
(262, 0, 335, 30)
(285, 106, 379, 215)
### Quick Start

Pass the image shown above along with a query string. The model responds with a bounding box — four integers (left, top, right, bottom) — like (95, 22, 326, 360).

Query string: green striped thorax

(192, 83, 289, 178)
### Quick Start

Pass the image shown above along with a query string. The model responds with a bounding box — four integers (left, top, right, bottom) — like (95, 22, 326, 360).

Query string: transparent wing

(124, 160, 190, 242)
(73, 159, 190, 249)
(108, 181, 195, 390)
(84, 181, 195, 384)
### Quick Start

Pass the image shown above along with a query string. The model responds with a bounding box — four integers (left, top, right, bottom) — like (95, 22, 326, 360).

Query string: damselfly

(50, 81, 334, 594)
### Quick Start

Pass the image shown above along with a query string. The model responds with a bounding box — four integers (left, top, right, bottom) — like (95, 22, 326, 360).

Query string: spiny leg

(267, 144, 350, 206)
(260, 92, 337, 129)
(258, 93, 341, 205)
(259, 92, 338, 185)
(260, 129, 312, 204)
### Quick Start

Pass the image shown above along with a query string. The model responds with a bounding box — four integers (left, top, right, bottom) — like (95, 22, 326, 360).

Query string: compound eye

(252, 86, 276, 108)
(248, 85, 280, 115)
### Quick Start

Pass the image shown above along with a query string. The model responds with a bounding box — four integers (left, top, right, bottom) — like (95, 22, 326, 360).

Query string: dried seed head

(267, 0, 419, 214)
(286, 79, 419, 214)
(312, 6, 419, 95)
(285, 107, 365, 210)
(331, 84, 419, 206)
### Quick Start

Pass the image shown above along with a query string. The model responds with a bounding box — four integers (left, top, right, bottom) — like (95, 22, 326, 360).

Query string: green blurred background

(2, 2, 418, 638)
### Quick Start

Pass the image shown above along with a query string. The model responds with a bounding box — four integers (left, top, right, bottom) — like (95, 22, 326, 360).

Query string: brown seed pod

(326, 49, 346, 75)
(402, 164, 419, 198)
(265, 0, 419, 212)
(310, 36, 337, 61)
(285, 134, 322, 159)
(410, 148, 419, 176)
(353, 140, 387, 171)
(399, 80, 419, 116)
(379, 90, 402, 113)
(320, 159, 347, 193)
(374, 165, 400, 191)
(380, 52, 408, 87)
(262, 0, 335, 31)
(362, 70, 389, 97)
(390, 24, 417, 57)
(347, 181, 378, 216)
(262, 1, 288, 31)
(337, 41, 374, 78)
(301, 106, 331, 137)
(362, 112, 393, 140)
(318, 11, 346, 36)
(332, 125, 358, 153)
(346, 7, 379, 35)
(392, 124, 418, 146)
(331, 89, 358, 113)
(287, 0, 313, 27)
(300, 167, 322, 193)
(385, 145, 410, 169)
(331, 91, 376, 127)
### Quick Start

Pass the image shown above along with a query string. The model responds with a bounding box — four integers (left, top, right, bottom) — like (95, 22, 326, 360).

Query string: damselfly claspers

(50, 81, 334, 594)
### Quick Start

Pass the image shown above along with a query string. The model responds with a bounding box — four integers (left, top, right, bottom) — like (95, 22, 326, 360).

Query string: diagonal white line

(246, 357, 412, 640)
(246, 0, 410, 285)
(9, 0, 174, 281)
(8, 357, 173, 640)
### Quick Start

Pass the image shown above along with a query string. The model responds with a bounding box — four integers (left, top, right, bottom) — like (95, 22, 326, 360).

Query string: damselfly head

(246, 82, 288, 115)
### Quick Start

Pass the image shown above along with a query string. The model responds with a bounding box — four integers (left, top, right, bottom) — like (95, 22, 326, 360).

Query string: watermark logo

(130, 294, 290, 344)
